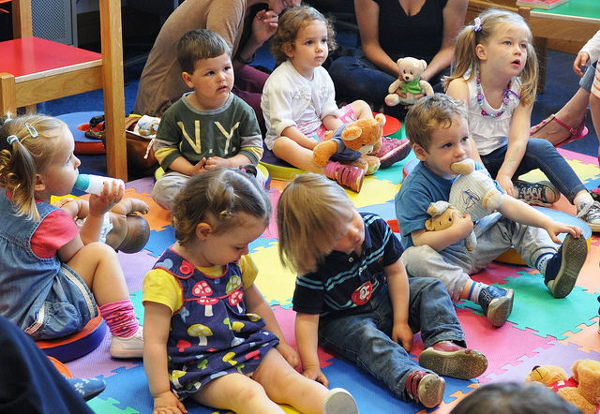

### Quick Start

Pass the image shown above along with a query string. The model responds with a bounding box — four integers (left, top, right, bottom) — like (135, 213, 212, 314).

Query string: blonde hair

(277, 173, 354, 275)
(405, 93, 467, 151)
(0, 114, 65, 220)
(172, 168, 271, 246)
(444, 8, 538, 106)
(270, 5, 337, 66)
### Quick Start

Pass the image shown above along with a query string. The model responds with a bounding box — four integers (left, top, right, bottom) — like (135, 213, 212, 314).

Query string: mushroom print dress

(153, 248, 279, 399)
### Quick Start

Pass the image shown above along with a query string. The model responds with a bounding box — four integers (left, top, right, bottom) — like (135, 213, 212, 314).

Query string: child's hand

(204, 156, 231, 170)
(392, 322, 414, 352)
(253, 9, 279, 45)
(88, 179, 124, 217)
(450, 211, 474, 240)
(190, 158, 207, 175)
(153, 391, 187, 414)
(544, 221, 583, 244)
(573, 52, 590, 77)
(303, 365, 329, 387)
(277, 342, 300, 369)
(496, 174, 515, 197)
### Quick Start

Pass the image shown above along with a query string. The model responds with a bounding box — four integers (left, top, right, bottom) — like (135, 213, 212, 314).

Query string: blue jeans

(481, 138, 586, 203)
(580, 63, 595, 92)
(317, 277, 465, 401)
(328, 54, 448, 120)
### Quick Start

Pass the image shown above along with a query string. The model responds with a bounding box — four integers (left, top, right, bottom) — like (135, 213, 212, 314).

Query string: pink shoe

(404, 370, 445, 408)
(530, 113, 588, 148)
(374, 137, 412, 168)
(325, 161, 366, 192)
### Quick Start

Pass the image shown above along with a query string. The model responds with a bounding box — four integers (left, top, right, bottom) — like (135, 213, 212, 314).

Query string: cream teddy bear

(384, 57, 434, 107)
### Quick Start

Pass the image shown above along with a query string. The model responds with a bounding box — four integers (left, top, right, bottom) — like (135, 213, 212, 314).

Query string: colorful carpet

(65, 148, 600, 414)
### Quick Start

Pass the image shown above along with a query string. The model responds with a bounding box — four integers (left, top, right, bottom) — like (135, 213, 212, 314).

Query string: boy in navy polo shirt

(276, 173, 488, 409)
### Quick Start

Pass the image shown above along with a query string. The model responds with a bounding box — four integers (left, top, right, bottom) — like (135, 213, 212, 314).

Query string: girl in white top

(261, 6, 374, 192)
(445, 9, 600, 231)
(581, 31, 600, 164)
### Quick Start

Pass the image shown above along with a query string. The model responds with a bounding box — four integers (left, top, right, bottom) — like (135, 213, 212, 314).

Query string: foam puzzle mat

(66, 148, 600, 414)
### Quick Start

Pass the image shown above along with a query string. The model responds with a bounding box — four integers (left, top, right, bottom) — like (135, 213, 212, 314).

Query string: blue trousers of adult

(481, 138, 586, 203)
(317, 277, 465, 402)
(0, 315, 93, 413)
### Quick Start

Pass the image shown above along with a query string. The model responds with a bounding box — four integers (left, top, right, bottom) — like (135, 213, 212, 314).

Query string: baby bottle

(74, 174, 125, 195)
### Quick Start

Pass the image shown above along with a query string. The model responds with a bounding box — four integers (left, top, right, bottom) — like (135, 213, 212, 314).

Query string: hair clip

(25, 122, 38, 138)
(238, 164, 258, 178)
(473, 17, 482, 32)
(6, 135, 19, 145)
(4, 118, 12, 123)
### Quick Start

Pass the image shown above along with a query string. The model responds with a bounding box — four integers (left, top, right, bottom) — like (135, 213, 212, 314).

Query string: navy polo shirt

(292, 213, 403, 317)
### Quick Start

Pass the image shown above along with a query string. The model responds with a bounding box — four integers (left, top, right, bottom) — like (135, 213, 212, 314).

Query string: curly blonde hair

(0, 114, 65, 220)
(270, 5, 337, 66)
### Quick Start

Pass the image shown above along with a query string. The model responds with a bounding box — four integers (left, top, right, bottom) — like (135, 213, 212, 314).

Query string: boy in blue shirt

(395, 94, 588, 328)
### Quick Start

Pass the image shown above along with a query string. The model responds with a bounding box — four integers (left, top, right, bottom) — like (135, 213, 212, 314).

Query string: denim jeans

(401, 216, 556, 301)
(481, 138, 586, 203)
(580, 63, 595, 92)
(317, 277, 465, 401)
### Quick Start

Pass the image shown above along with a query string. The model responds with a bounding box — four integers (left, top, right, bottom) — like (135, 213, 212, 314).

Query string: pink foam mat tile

(470, 262, 533, 286)
(558, 148, 600, 165)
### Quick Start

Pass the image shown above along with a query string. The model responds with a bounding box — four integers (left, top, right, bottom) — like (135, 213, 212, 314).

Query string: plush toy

(312, 114, 385, 175)
(426, 202, 477, 251)
(424, 159, 503, 250)
(384, 57, 434, 107)
(525, 360, 600, 414)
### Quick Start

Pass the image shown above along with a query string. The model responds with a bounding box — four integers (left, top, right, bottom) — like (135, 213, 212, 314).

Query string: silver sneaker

(514, 180, 560, 207)
(323, 388, 359, 414)
(577, 200, 600, 232)
(110, 326, 143, 359)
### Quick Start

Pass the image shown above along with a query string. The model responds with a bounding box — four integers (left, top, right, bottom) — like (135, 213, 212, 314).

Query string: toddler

(262, 5, 408, 192)
(143, 168, 359, 414)
(0, 114, 143, 358)
(277, 173, 488, 409)
(152, 29, 265, 210)
(396, 94, 588, 328)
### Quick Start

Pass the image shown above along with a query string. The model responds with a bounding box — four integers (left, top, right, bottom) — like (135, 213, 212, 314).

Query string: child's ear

(181, 71, 195, 89)
(33, 173, 46, 192)
(195, 222, 213, 240)
(282, 43, 294, 59)
(413, 143, 428, 161)
(475, 43, 487, 61)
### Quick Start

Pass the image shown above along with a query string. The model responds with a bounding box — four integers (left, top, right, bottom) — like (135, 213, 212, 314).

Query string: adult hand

(573, 52, 590, 77)
(252, 9, 279, 46)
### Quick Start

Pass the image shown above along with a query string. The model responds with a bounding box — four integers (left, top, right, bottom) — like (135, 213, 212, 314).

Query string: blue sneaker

(66, 377, 106, 401)
(478, 285, 514, 327)
(544, 234, 587, 298)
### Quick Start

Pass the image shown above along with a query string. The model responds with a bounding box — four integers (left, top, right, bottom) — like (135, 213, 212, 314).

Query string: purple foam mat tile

(484, 340, 600, 384)
(118, 249, 157, 293)
(125, 176, 155, 194)
(65, 333, 142, 380)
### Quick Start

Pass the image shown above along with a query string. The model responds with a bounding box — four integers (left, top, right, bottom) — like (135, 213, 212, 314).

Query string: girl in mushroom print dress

(142, 168, 360, 414)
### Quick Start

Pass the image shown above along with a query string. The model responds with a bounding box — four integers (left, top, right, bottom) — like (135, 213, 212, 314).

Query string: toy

(525, 360, 600, 414)
(384, 57, 434, 107)
(312, 114, 385, 175)
(424, 159, 503, 250)
(426, 202, 477, 251)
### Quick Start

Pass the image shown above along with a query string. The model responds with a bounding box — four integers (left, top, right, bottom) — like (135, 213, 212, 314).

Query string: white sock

(468, 282, 486, 303)
(535, 252, 554, 275)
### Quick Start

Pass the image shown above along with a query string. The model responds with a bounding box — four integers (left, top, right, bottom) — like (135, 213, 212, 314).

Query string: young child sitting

(54, 196, 150, 253)
(0, 114, 143, 358)
(261, 6, 408, 192)
(395, 94, 588, 328)
(143, 168, 359, 414)
(151, 29, 265, 210)
(277, 173, 488, 409)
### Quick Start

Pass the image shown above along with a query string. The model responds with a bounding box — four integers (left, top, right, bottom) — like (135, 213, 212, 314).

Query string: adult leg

(233, 65, 269, 129)
(589, 63, 600, 162)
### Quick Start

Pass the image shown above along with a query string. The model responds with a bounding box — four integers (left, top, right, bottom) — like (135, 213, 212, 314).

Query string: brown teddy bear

(525, 360, 600, 414)
(312, 114, 385, 175)
(384, 57, 434, 107)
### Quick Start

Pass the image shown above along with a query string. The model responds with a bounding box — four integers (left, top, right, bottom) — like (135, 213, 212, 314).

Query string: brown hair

(171, 168, 271, 246)
(444, 8, 538, 106)
(405, 93, 467, 151)
(177, 29, 232, 74)
(270, 5, 337, 66)
(0, 114, 65, 220)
